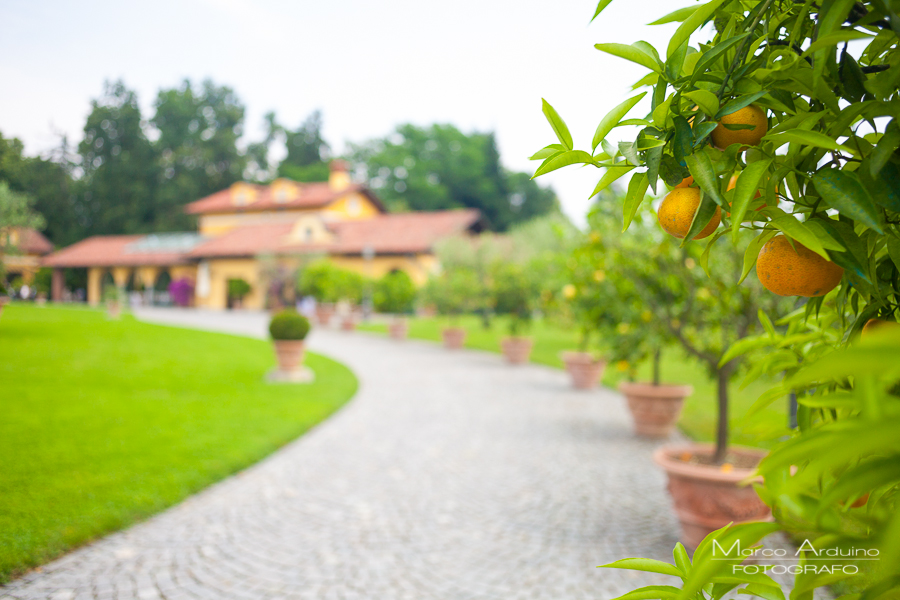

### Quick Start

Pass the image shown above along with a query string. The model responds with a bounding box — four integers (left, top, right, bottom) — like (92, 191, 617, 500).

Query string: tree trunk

(652, 347, 661, 386)
(714, 368, 729, 464)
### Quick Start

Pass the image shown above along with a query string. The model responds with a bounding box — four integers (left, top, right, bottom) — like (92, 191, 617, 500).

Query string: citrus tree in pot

(423, 268, 480, 350)
(492, 261, 538, 364)
(374, 270, 417, 340)
(298, 260, 340, 326)
(268, 309, 311, 380)
(227, 278, 251, 309)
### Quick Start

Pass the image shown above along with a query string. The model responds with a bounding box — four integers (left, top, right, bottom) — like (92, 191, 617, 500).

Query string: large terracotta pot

(561, 351, 606, 389)
(654, 443, 771, 548)
(442, 327, 467, 350)
(340, 315, 357, 331)
(315, 303, 335, 326)
(106, 299, 121, 320)
(273, 340, 305, 373)
(501, 337, 534, 364)
(388, 318, 409, 340)
(618, 381, 693, 437)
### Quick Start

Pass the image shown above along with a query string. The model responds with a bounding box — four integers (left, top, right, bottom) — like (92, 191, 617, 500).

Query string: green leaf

(591, 0, 615, 22)
(684, 90, 719, 117)
(648, 5, 698, 25)
(532, 150, 597, 178)
(541, 99, 573, 150)
(769, 216, 829, 259)
(667, 0, 728, 58)
(609, 587, 684, 600)
(595, 43, 663, 74)
(738, 583, 786, 600)
(590, 165, 635, 197)
(740, 230, 776, 284)
(715, 91, 769, 120)
(528, 144, 566, 160)
(860, 161, 900, 212)
(693, 122, 718, 145)
(646, 146, 663, 194)
(745, 384, 791, 418)
(758, 308, 776, 337)
(763, 130, 857, 155)
(685, 152, 725, 207)
(870, 120, 900, 176)
(689, 33, 750, 85)
(673, 543, 691, 577)
(801, 30, 874, 57)
(730, 160, 772, 241)
(592, 92, 648, 152)
(600, 558, 683, 577)
(719, 335, 772, 367)
(672, 116, 694, 167)
(682, 191, 720, 244)
(623, 171, 650, 231)
(812, 169, 884, 234)
(888, 236, 900, 272)
(818, 457, 900, 510)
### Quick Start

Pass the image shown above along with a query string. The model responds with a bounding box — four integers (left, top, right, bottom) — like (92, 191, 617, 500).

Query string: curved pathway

(3, 309, 681, 600)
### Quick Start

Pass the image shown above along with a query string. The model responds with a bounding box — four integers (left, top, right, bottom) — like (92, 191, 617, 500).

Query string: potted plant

(374, 270, 417, 341)
(103, 284, 122, 319)
(492, 262, 536, 364)
(335, 269, 365, 331)
(227, 278, 251, 309)
(298, 260, 341, 326)
(423, 268, 479, 349)
(268, 309, 311, 377)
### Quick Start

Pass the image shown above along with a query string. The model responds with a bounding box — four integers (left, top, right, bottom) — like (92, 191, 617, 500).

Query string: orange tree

(532, 0, 900, 597)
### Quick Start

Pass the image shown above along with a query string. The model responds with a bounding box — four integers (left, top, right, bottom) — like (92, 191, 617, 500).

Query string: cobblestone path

(3, 309, 684, 600)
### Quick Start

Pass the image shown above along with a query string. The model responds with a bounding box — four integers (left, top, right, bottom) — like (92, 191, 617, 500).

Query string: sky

(0, 0, 686, 226)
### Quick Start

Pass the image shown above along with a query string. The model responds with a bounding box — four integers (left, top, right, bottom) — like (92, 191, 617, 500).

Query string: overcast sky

(0, 0, 686, 226)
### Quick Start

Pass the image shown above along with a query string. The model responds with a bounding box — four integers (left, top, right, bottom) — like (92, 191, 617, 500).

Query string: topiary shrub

(268, 309, 311, 341)
(227, 278, 251, 300)
(373, 270, 417, 314)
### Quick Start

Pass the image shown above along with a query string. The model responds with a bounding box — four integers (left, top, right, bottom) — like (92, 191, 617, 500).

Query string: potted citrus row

(374, 270, 417, 341)
(423, 269, 479, 350)
(268, 309, 311, 381)
(298, 260, 339, 326)
(493, 262, 536, 364)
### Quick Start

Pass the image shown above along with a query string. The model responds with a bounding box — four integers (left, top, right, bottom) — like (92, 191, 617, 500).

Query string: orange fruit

(658, 188, 721, 239)
(756, 236, 844, 297)
(674, 176, 694, 189)
(711, 104, 768, 150)
(861, 319, 900, 338)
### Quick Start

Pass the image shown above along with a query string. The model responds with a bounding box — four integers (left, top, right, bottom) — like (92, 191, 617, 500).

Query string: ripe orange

(674, 176, 694, 189)
(658, 188, 721, 239)
(861, 318, 900, 337)
(756, 236, 844, 297)
(711, 104, 768, 150)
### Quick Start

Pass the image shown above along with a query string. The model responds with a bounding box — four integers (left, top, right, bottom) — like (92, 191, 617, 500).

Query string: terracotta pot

(654, 443, 771, 548)
(106, 300, 121, 319)
(501, 336, 534, 364)
(441, 327, 466, 349)
(315, 303, 335, 326)
(273, 340, 305, 373)
(561, 351, 607, 389)
(388, 319, 409, 340)
(619, 381, 693, 437)
(340, 316, 357, 331)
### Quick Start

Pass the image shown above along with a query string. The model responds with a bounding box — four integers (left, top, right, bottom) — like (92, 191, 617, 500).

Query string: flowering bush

(168, 278, 194, 307)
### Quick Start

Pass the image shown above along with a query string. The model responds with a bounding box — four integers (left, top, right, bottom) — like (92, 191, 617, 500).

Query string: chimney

(328, 159, 351, 191)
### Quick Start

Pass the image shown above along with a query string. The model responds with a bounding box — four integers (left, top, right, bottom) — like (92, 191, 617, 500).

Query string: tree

(77, 80, 159, 235)
(373, 271, 417, 314)
(0, 132, 79, 245)
(152, 79, 246, 230)
(535, 0, 900, 597)
(277, 110, 331, 183)
(351, 123, 558, 230)
(0, 183, 45, 290)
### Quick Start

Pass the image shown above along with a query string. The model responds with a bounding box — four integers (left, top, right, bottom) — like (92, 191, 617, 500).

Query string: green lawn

(0, 304, 357, 583)
(359, 315, 790, 448)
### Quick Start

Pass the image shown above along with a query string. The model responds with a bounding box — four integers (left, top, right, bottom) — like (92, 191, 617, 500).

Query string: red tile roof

(43, 235, 194, 268)
(183, 182, 385, 215)
(188, 209, 482, 258)
(13, 228, 54, 255)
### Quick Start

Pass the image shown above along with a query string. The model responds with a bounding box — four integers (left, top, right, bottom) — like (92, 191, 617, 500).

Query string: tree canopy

(350, 124, 558, 231)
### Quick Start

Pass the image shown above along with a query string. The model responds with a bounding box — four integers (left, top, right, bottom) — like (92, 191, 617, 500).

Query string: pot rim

(619, 380, 694, 397)
(560, 350, 605, 364)
(272, 339, 306, 347)
(653, 442, 767, 483)
(442, 327, 467, 334)
(502, 336, 534, 343)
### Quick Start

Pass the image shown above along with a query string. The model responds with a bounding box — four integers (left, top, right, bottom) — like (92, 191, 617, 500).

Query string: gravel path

(2, 308, 683, 600)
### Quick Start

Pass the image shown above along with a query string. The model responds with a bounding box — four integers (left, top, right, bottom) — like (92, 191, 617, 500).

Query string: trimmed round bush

(268, 309, 311, 341)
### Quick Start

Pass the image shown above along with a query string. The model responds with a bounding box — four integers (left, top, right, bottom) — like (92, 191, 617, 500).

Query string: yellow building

(1, 227, 53, 286)
(44, 161, 482, 309)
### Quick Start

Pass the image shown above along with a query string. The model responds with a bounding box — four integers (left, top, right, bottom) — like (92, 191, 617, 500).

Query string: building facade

(43, 162, 482, 309)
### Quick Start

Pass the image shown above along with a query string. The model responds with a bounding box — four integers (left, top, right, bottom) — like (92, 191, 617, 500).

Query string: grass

(359, 315, 790, 448)
(0, 304, 357, 583)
